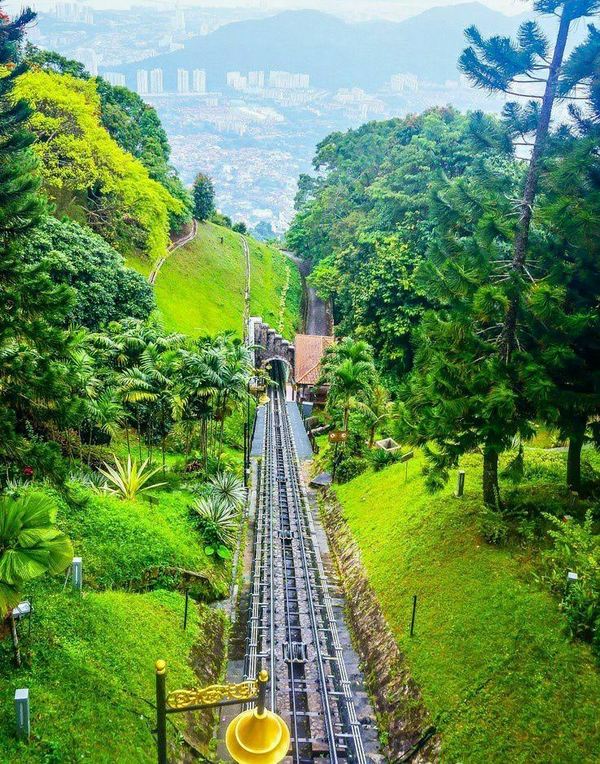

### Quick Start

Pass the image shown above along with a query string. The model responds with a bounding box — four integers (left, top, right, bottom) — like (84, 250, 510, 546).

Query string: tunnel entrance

(265, 357, 293, 399)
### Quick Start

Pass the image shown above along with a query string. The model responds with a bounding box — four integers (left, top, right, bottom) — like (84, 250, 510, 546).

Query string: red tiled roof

(294, 334, 334, 385)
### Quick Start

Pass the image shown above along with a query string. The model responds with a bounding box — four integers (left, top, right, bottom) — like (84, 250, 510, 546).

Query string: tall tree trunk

(483, 447, 500, 509)
(567, 414, 587, 492)
(500, 5, 573, 361)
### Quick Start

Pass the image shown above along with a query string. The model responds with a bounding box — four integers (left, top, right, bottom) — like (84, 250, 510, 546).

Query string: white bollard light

(15, 688, 30, 740)
(72, 557, 83, 591)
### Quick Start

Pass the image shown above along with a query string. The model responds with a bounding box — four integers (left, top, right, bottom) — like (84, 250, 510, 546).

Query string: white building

(227, 71, 248, 90)
(192, 69, 207, 94)
(149, 68, 164, 95)
(268, 70, 310, 90)
(177, 68, 189, 94)
(174, 7, 186, 33)
(248, 70, 265, 88)
(105, 72, 126, 87)
(136, 69, 149, 95)
(74, 47, 98, 76)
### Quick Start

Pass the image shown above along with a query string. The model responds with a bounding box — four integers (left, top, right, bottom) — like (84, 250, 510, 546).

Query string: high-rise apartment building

(149, 68, 164, 95)
(177, 68, 189, 94)
(192, 69, 207, 94)
(105, 72, 126, 87)
(74, 47, 98, 76)
(248, 70, 265, 88)
(136, 69, 149, 95)
(268, 71, 310, 90)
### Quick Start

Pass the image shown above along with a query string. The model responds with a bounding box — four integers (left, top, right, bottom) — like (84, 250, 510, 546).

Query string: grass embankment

(143, 222, 301, 338)
(334, 449, 600, 762)
(0, 485, 229, 762)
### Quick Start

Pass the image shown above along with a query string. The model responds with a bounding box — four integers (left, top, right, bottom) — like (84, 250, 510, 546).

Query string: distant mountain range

(110, 3, 549, 92)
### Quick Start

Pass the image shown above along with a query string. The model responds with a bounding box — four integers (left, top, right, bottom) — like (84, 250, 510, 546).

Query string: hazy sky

(5, 0, 533, 22)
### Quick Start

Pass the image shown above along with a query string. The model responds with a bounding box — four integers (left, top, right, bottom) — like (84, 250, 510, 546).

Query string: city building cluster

(134, 67, 207, 95)
(53, 2, 94, 26)
(226, 70, 310, 92)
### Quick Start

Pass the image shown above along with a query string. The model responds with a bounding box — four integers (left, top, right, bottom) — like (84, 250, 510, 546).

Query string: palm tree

(322, 337, 373, 379)
(354, 384, 394, 446)
(0, 492, 73, 665)
(327, 358, 374, 430)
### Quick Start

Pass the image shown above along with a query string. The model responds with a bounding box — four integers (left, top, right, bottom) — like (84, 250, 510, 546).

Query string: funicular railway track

(245, 368, 366, 763)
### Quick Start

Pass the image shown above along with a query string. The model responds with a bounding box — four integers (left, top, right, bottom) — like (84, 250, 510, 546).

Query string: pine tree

(0, 7, 76, 473)
(398, 154, 544, 507)
(192, 172, 215, 221)
(459, 0, 600, 362)
(532, 134, 600, 491)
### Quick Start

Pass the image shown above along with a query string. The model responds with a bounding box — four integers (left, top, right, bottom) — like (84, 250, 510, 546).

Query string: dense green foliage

(20, 216, 154, 329)
(288, 109, 505, 373)
(334, 448, 600, 761)
(12, 68, 182, 261)
(0, 8, 79, 483)
(24, 46, 193, 233)
(290, 3, 600, 507)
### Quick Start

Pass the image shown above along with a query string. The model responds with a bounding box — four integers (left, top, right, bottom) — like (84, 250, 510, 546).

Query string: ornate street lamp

(154, 662, 289, 764)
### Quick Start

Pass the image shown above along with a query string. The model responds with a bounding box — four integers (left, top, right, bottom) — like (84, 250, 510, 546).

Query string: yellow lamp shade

(226, 707, 290, 764)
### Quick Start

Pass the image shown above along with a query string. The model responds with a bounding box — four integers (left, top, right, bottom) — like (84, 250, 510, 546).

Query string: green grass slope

(0, 588, 219, 763)
(0, 483, 229, 762)
(148, 222, 301, 338)
(334, 450, 600, 763)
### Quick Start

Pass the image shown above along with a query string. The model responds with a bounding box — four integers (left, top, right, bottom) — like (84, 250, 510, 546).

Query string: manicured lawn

(0, 479, 231, 762)
(335, 449, 600, 763)
(0, 588, 222, 763)
(147, 222, 300, 338)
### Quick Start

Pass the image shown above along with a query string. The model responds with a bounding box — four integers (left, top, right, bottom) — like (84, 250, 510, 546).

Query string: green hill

(333, 449, 600, 762)
(139, 222, 301, 339)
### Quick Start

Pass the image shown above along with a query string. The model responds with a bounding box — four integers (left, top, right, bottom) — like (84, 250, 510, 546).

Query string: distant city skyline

(4, 0, 533, 23)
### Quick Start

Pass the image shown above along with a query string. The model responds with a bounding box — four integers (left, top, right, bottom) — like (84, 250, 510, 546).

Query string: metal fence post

(72, 557, 83, 591)
(455, 470, 465, 498)
(155, 660, 167, 764)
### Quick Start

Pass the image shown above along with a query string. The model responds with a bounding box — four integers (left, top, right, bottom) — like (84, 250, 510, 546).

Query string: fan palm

(0, 492, 73, 615)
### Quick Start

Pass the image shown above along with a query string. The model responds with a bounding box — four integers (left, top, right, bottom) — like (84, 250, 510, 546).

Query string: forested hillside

(289, 1, 600, 759)
(0, 9, 269, 761)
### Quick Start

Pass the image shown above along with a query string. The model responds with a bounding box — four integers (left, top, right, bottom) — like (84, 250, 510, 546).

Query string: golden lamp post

(155, 661, 290, 764)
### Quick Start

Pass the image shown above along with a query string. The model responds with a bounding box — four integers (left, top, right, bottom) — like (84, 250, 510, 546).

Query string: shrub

(540, 510, 600, 653)
(477, 506, 509, 545)
(371, 448, 401, 472)
(193, 495, 237, 559)
(335, 455, 369, 484)
(206, 471, 245, 510)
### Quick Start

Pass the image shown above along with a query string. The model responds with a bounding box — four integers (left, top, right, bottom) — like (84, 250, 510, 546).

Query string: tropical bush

(540, 511, 600, 654)
(193, 495, 237, 559)
(206, 471, 245, 510)
(98, 455, 166, 501)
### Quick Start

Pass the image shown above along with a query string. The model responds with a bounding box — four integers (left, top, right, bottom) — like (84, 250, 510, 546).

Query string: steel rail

(245, 364, 367, 762)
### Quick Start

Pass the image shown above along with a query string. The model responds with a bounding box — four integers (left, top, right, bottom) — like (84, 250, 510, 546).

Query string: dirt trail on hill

(148, 218, 198, 285)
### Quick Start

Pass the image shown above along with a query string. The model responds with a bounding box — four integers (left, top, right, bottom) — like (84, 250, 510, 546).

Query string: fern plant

(98, 455, 165, 501)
